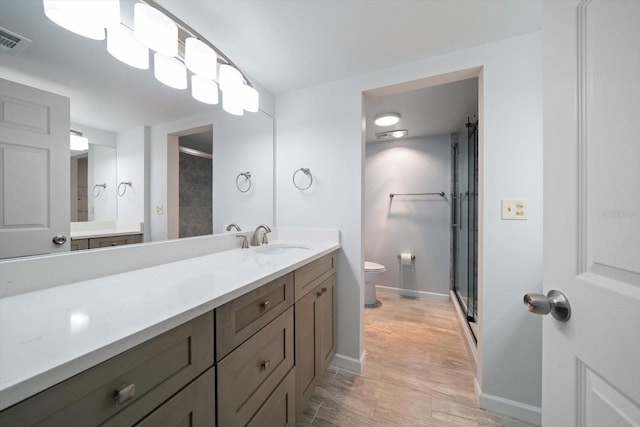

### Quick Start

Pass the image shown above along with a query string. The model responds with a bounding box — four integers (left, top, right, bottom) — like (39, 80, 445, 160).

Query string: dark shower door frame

(452, 118, 479, 340)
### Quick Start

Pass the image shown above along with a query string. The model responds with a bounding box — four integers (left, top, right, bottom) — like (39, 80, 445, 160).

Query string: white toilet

(364, 261, 386, 307)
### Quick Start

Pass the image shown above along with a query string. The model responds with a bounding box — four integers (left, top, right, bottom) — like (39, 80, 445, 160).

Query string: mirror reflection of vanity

(0, 0, 275, 259)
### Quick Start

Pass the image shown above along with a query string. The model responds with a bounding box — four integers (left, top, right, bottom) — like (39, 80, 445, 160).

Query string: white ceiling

(364, 77, 478, 142)
(0, 0, 541, 133)
(158, 0, 542, 94)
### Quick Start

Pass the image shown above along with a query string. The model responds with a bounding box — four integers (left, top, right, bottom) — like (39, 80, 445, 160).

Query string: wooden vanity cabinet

(295, 273, 337, 416)
(0, 312, 215, 426)
(0, 250, 338, 426)
(293, 252, 337, 417)
(70, 234, 143, 251)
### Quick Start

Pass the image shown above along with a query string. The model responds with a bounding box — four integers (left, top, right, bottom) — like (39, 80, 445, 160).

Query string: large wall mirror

(0, 0, 274, 259)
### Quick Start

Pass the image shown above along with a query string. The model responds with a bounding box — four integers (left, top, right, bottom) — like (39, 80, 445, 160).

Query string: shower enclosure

(451, 118, 478, 339)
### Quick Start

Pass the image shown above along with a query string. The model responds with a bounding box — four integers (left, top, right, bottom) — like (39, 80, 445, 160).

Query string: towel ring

(118, 181, 132, 197)
(236, 172, 252, 193)
(293, 168, 313, 191)
(93, 183, 106, 198)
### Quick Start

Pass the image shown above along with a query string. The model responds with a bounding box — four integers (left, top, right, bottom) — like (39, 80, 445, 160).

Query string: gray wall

(365, 135, 451, 298)
(179, 152, 212, 238)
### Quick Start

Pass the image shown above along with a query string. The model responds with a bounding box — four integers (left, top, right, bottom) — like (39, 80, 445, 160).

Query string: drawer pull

(111, 242, 118, 246)
(321, 287, 327, 293)
(260, 300, 270, 309)
(316, 290, 323, 297)
(114, 383, 136, 405)
(260, 360, 271, 371)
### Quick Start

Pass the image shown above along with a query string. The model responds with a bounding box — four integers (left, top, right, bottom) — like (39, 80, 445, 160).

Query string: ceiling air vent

(0, 27, 32, 56)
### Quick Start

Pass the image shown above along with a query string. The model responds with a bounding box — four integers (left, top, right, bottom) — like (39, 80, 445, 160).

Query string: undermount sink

(255, 243, 311, 255)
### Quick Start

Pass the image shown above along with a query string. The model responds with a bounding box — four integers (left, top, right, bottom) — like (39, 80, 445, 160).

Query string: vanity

(0, 229, 339, 426)
(70, 221, 145, 251)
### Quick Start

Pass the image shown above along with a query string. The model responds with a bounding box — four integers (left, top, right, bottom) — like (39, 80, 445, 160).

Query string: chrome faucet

(251, 225, 272, 246)
(226, 223, 241, 231)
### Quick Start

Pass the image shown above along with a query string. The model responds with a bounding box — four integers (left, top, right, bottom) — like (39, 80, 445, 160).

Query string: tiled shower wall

(179, 152, 212, 238)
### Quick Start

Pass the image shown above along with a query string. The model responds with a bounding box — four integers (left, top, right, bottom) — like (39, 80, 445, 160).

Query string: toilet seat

(364, 261, 385, 272)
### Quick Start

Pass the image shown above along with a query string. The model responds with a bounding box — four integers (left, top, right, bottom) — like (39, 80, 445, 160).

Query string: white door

(543, 1, 640, 426)
(0, 78, 70, 259)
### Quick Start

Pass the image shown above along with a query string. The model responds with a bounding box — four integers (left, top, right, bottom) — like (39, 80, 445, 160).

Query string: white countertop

(0, 239, 340, 411)
(70, 220, 143, 240)
(70, 229, 143, 239)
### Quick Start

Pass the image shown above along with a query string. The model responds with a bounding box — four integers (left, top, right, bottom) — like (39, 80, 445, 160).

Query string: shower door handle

(458, 193, 463, 230)
(523, 290, 571, 322)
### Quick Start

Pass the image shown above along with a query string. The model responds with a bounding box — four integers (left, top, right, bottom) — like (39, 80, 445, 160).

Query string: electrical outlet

(155, 204, 164, 215)
(502, 199, 528, 220)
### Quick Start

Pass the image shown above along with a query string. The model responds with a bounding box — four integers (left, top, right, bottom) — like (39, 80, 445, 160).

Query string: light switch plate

(502, 199, 528, 220)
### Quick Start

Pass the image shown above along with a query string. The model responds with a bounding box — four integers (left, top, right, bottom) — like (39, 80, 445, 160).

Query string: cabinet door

(132, 367, 215, 427)
(294, 285, 321, 416)
(318, 273, 337, 372)
(246, 369, 295, 427)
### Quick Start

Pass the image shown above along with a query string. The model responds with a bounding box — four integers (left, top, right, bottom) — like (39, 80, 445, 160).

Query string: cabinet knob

(114, 383, 136, 405)
(260, 360, 271, 371)
(260, 300, 269, 309)
(321, 287, 327, 294)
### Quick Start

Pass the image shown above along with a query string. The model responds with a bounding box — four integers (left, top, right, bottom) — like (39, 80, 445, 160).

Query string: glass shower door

(452, 119, 478, 337)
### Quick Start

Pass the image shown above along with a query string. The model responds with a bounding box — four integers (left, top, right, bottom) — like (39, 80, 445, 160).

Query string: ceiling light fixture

(375, 129, 408, 140)
(43, 0, 259, 116)
(374, 113, 401, 127)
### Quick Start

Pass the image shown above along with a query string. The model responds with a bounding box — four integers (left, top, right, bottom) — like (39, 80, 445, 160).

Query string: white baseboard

(377, 285, 450, 301)
(330, 351, 365, 374)
(479, 392, 541, 425)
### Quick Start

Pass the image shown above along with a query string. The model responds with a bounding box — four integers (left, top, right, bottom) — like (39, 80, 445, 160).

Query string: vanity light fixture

(69, 130, 89, 151)
(375, 129, 408, 140)
(374, 113, 401, 127)
(185, 38, 217, 80)
(107, 24, 149, 70)
(43, 0, 259, 114)
(191, 75, 219, 105)
(222, 85, 245, 116)
(43, 0, 120, 41)
(133, 2, 177, 57)
(153, 53, 187, 89)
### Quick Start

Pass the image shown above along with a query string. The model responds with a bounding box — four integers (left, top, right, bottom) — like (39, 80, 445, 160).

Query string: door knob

(523, 290, 571, 322)
(52, 235, 67, 245)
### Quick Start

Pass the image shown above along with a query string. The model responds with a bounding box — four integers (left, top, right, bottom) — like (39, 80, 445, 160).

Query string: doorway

(167, 124, 214, 239)
(363, 67, 481, 375)
(178, 131, 213, 238)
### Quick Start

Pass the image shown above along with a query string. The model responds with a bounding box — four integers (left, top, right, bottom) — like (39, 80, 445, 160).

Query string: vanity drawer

(89, 234, 142, 249)
(217, 307, 294, 426)
(0, 311, 214, 426)
(70, 238, 89, 251)
(246, 368, 296, 427)
(216, 272, 294, 360)
(294, 252, 336, 301)
(105, 367, 216, 427)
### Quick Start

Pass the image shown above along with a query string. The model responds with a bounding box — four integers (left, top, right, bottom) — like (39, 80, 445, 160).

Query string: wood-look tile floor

(297, 293, 537, 427)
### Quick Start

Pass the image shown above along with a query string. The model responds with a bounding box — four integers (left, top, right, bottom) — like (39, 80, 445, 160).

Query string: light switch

(502, 199, 528, 220)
